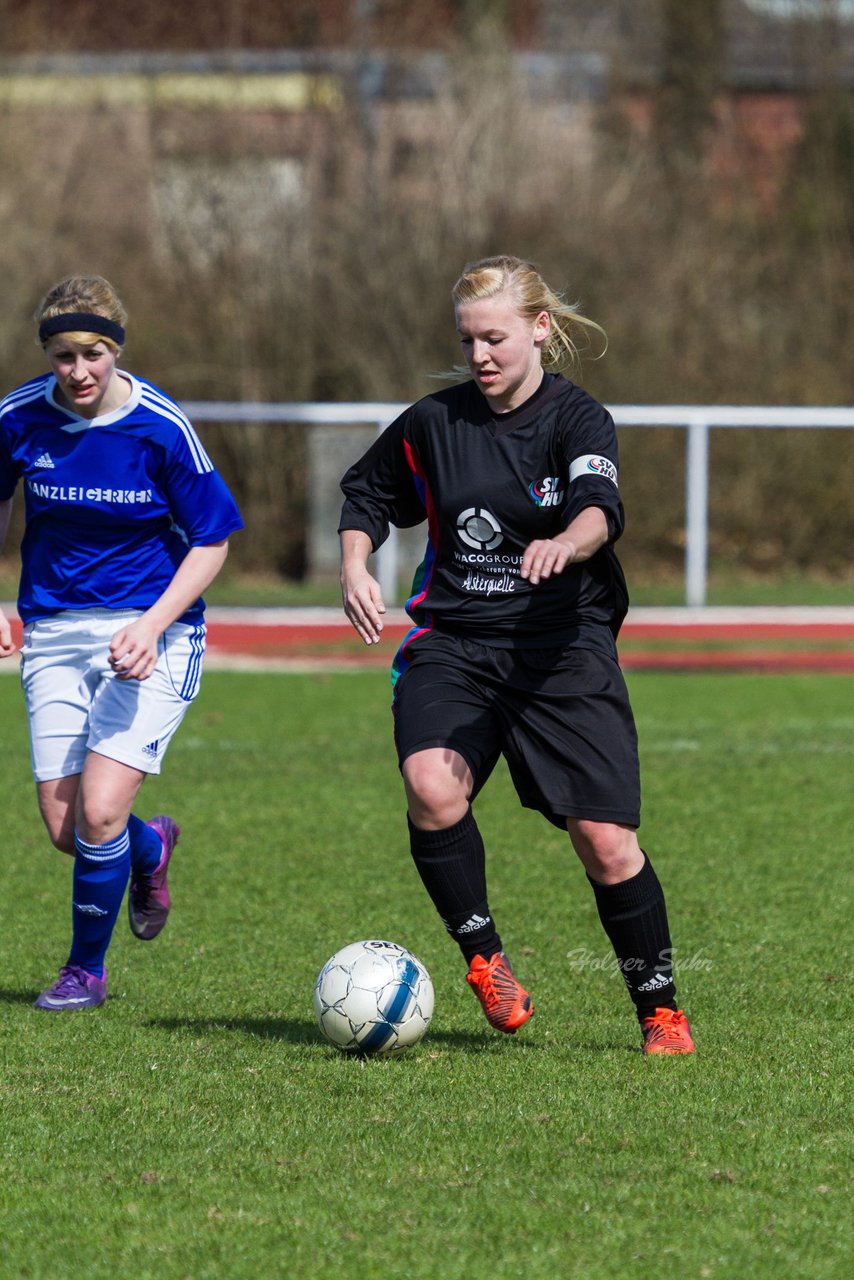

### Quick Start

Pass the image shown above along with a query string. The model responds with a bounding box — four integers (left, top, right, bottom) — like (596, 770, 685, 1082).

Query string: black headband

(38, 312, 126, 346)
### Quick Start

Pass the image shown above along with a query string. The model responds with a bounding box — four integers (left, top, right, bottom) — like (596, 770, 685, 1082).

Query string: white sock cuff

(73, 827, 131, 864)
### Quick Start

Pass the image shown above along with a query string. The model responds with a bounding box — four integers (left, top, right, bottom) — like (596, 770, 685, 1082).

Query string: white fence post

(685, 417, 710, 608)
(375, 524, 399, 605)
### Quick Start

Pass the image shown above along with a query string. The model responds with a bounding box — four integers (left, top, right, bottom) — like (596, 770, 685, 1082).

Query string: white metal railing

(183, 401, 854, 607)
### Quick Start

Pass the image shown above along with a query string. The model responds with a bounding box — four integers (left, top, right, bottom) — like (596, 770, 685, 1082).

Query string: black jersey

(339, 373, 628, 649)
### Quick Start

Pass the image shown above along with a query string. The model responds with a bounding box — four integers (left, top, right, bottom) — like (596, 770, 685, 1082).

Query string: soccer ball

(313, 939, 435, 1056)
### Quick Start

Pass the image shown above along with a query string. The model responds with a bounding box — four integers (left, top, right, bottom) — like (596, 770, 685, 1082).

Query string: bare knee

(74, 755, 145, 844)
(402, 749, 472, 830)
(75, 794, 129, 845)
(567, 819, 644, 884)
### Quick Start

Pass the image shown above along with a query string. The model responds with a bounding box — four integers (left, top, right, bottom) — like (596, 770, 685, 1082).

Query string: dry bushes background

(0, 3, 852, 590)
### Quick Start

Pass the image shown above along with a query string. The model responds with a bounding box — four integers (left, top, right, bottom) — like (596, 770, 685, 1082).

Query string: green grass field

(0, 670, 850, 1279)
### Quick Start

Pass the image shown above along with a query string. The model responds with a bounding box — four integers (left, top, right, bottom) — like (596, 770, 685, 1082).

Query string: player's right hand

(341, 568, 386, 645)
(0, 608, 17, 658)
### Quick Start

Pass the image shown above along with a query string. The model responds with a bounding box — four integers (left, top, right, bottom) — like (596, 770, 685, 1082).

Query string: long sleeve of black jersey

(338, 410, 426, 551)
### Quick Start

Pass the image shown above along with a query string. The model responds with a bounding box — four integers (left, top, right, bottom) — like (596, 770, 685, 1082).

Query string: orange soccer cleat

(640, 1007, 695, 1055)
(466, 951, 533, 1034)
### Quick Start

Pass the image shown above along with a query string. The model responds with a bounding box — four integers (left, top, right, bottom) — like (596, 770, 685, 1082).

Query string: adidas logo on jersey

(142, 740, 160, 759)
(34, 452, 55, 469)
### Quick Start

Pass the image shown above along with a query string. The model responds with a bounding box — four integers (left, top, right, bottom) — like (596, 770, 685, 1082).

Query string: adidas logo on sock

(456, 912, 491, 935)
(73, 901, 109, 917)
(141, 740, 160, 758)
(637, 971, 671, 993)
(34, 452, 55, 468)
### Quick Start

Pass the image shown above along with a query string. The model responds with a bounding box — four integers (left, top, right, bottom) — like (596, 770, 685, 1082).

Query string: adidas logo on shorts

(142, 740, 160, 759)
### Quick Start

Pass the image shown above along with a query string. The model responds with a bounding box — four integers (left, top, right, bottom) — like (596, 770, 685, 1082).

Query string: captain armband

(569, 455, 618, 487)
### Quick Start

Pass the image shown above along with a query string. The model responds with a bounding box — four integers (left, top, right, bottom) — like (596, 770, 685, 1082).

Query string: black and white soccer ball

(313, 939, 435, 1056)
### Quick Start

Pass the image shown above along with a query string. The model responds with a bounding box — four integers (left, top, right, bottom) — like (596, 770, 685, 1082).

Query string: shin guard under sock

(67, 828, 132, 979)
(588, 852, 678, 1020)
(407, 808, 502, 964)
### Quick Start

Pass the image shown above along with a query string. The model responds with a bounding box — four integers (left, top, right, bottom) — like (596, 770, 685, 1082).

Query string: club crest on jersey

(456, 507, 503, 551)
(528, 477, 565, 507)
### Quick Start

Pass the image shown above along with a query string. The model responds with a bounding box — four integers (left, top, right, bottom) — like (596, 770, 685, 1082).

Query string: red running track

(4, 608, 853, 673)
(199, 608, 854, 673)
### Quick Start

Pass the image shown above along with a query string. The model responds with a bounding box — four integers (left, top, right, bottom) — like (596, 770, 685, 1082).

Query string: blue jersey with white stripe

(0, 371, 243, 623)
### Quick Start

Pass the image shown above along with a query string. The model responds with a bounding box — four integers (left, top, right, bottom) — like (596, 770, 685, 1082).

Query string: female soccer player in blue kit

(0, 275, 242, 1011)
(339, 256, 694, 1054)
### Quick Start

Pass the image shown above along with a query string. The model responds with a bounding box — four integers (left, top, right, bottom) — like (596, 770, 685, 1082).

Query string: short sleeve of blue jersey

(162, 443, 243, 546)
(0, 429, 18, 501)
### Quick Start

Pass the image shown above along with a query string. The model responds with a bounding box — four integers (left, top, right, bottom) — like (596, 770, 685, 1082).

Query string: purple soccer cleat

(34, 964, 107, 1011)
(128, 815, 181, 941)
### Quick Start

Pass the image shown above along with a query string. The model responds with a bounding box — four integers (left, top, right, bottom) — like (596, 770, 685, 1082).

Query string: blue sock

(127, 813, 163, 875)
(68, 828, 132, 979)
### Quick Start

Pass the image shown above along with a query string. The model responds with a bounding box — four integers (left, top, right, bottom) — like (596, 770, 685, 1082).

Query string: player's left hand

(109, 618, 161, 681)
(0, 607, 16, 658)
(520, 537, 576, 585)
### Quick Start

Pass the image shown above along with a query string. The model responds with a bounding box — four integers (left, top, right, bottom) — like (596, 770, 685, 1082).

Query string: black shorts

(392, 631, 641, 830)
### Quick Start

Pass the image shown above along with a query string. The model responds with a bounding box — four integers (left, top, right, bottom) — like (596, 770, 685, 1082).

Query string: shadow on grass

(146, 1014, 535, 1053)
(0, 987, 38, 1006)
(0, 993, 643, 1054)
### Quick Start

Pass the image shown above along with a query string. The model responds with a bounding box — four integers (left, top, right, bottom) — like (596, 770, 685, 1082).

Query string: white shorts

(20, 608, 206, 782)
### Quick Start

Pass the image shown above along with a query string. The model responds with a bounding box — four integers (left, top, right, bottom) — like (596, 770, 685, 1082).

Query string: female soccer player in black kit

(339, 255, 694, 1054)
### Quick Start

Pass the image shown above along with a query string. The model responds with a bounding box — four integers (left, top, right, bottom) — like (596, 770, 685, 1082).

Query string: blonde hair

(35, 274, 127, 353)
(452, 255, 606, 374)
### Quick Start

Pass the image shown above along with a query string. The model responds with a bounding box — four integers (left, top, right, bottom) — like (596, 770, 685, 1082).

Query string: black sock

(407, 808, 502, 964)
(588, 852, 678, 1021)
